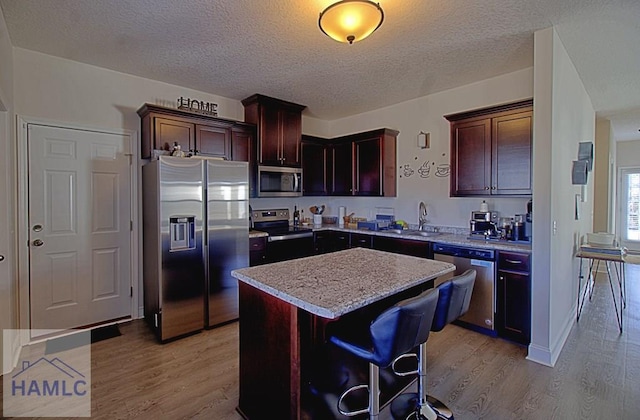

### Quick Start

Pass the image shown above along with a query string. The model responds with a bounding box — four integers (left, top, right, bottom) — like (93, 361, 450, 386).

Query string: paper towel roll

(339, 206, 346, 226)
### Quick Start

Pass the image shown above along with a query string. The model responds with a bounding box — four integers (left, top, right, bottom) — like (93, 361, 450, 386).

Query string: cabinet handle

(505, 259, 522, 265)
(491, 186, 496, 190)
(485, 186, 490, 190)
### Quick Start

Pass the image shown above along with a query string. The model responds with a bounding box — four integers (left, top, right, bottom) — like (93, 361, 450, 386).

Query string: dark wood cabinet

(138, 103, 256, 162)
(372, 236, 432, 258)
(195, 124, 230, 158)
(230, 125, 257, 197)
(242, 94, 306, 167)
(350, 233, 373, 249)
(249, 236, 267, 266)
(445, 99, 532, 197)
(314, 230, 350, 254)
(301, 136, 330, 196)
(496, 251, 531, 345)
(300, 128, 397, 197)
(331, 141, 354, 196)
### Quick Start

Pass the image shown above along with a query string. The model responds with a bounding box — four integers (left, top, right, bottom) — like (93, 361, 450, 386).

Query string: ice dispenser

(170, 216, 195, 251)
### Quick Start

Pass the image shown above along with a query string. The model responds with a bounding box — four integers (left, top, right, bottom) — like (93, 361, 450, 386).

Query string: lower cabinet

(249, 236, 267, 266)
(350, 233, 373, 249)
(496, 251, 531, 345)
(372, 236, 431, 258)
(314, 230, 350, 254)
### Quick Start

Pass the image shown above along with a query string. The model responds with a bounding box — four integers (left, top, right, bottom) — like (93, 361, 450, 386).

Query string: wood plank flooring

(2, 265, 639, 419)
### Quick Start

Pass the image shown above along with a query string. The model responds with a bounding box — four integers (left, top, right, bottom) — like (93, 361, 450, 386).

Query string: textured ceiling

(1, 0, 638, 140)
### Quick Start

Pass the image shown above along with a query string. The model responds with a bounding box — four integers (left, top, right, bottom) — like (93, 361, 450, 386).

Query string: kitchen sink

(387, 229, 442, 237)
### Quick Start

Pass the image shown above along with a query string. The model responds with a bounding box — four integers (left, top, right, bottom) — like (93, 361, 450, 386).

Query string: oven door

(258, 165, 302, 197)
(265, 233, 314, 263)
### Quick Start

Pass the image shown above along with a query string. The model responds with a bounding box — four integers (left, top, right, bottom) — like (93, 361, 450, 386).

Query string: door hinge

(130, 286, 133, 297)
(130, 220, 133, 231)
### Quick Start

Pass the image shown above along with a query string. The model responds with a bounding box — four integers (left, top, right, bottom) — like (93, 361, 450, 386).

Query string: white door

(618, 167, 640, 253)
(28, 124, 132, 329)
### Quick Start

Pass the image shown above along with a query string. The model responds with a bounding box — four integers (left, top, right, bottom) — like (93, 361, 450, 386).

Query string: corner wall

(0, 4, 18, 374)
(594, 119, 611, 232)
(529, 27, 595, 366)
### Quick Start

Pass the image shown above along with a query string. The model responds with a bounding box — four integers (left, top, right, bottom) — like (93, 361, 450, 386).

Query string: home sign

(177, 96, 218, 116)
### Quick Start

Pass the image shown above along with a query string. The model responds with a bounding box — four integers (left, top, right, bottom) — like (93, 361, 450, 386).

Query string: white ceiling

(1, 0, 638, 140)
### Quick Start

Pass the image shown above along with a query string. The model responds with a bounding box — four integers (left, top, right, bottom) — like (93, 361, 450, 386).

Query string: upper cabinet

(138, 103, 256, 162)
(242, 94, 307, 167)
(301, 128, 398, 197)
(445, 99, 533, 197)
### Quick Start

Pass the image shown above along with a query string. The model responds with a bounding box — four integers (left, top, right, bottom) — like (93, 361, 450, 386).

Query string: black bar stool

(326, 287, 440, 420)
(391, 269, 476, 420)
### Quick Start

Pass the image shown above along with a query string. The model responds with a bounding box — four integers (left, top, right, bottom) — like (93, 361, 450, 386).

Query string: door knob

(0, 255, 4, 262)
(32, 239, 44, 247)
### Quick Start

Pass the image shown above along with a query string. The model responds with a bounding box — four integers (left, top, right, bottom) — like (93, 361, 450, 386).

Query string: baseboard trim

(2, 330, 21, 375)
(526, 309, 575, 367)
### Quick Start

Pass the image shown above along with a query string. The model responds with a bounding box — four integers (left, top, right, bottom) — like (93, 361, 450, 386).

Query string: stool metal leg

(369, 363, 380, 420)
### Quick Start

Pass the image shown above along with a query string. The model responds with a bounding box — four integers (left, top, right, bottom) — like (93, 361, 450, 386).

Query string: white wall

(253, 69, 535, 227)
(530, 28, 595, 366)
(0, 4, 18, 374)
(616, 140, 640, 168)
(594, 119, 611, 232)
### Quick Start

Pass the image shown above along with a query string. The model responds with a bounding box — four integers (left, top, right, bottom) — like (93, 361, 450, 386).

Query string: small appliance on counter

(469, 210, 499, 238)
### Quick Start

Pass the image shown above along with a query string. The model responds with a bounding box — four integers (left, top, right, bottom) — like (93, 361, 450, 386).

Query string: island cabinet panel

(242, 94, 306, 167)
(249, 236, 266, 266)
(350, 232, 373, 248)
(238, 282, 301, 419)
(496, 251, 531, 345)
(446, 99, 533, 197)
(137, 103, 256, 161)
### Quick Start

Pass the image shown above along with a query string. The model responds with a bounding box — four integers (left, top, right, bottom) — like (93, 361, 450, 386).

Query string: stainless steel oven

(252, 208, 313, 262)
(257, 165, 302, 197)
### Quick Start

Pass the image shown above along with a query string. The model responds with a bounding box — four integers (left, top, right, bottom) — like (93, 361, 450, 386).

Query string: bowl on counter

(322, 216, 337, 225)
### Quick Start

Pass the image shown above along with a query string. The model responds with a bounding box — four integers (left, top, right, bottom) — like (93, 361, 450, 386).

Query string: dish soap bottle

(480, 200, 489, 212)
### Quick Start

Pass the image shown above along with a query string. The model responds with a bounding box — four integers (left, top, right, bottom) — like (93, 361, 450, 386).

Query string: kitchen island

(231, 247, 455, 419)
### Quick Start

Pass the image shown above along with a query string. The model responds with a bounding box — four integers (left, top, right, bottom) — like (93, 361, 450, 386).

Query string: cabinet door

(154, 117, 195, 153)
(231, 126, 256, 197)
(249, 237, 267, 266)
(196, 124, 230, 158)
(496, 270, 531, 345)
(450, 119, 491, 196)
(280, 108, 301, 166)
(373, 237, 430, 258)
(354, 137, 382, 196)
(350, 233, 372, 249)
(302, 141, 329, 196)
(258, 106, 281, 165)
(492, 111, 532, 195)
(331, 142, 353, 195)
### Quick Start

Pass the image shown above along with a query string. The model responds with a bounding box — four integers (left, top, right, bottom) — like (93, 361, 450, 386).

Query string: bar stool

(327, 287, 440, 420)
(391, 269, 476, 420)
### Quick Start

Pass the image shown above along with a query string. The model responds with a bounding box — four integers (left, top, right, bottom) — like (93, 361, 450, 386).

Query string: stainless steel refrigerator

(142, 156, 249, 342)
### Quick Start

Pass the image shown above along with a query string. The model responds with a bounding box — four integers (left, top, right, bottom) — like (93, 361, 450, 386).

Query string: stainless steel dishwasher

(432, 243, 496, 335)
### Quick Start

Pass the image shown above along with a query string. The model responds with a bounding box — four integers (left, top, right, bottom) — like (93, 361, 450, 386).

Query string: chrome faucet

(418, 201, 428, 230)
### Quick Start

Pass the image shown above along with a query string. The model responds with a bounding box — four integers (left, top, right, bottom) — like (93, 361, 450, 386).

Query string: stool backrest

(431, 269, 476, 332)
(369, 288, 439, 367)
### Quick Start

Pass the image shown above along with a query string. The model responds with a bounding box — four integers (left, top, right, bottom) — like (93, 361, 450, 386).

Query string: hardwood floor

(2, 265, 639, 419)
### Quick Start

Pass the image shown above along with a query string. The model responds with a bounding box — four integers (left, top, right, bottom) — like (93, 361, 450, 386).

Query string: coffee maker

(470, 211, 499, 236)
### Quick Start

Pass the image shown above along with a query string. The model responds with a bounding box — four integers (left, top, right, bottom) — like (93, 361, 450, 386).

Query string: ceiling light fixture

(319, 0, 384, 44)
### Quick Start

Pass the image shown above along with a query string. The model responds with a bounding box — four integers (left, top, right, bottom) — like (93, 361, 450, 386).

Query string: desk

(576, 248, 627, 332)
(231, 248, 455, 419)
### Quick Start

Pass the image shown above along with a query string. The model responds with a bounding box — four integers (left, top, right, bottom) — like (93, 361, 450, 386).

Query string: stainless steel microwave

(257, 165, 302, 197)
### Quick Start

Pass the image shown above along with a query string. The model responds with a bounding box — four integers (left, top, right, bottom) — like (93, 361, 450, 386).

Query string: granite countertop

(312, 225, 532, 253)
(249, 229, 268, 238)
(231, 247, 455, 319)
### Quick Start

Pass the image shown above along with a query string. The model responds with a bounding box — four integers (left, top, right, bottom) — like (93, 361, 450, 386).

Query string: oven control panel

(252, 209, 290, 223)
